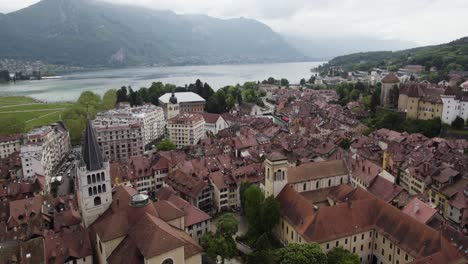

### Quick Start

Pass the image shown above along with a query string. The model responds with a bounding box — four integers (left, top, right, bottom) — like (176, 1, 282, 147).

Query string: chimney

(414, 202, 419, 214)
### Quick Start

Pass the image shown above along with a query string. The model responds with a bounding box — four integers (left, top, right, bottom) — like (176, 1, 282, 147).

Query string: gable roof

(288, 160, 348, 184)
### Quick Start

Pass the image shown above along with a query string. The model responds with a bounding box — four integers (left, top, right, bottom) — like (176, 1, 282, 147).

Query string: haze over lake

(0, 61, 323, 102)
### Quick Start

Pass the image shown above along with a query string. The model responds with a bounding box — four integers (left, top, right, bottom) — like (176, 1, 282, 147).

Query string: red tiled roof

(381, 73, 400, 83)
(402, 198, 436, 224)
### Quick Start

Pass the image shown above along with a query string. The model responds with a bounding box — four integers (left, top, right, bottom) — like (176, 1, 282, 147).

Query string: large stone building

(0, 134, 21, 159)
(20, 123, 71, 185)
(380, 73, 400, 108)
(263, 154, 465, 264)
(76, 119, 112, 227)
(167, 113, 205, 149)
(440, 84, 468, 124)
(397, 82, 444, 120)
(95, 104, 165, 147)
(90, 186, 203, 264)
(93, 116, 144, 161)
(159, 92, 206, 119)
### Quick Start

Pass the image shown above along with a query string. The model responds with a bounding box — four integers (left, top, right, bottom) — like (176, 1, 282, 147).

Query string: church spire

(82, 118, 103, 171)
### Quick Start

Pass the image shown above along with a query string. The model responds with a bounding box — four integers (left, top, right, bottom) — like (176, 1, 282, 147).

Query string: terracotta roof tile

(288, 160, 348, 184)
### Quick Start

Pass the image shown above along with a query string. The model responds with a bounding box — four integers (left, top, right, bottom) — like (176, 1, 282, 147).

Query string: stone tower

(167, 92, 180, 120)
(264, 152, 289, 198)
(76, 119, 112, 227)
(380, 73, 400, 108)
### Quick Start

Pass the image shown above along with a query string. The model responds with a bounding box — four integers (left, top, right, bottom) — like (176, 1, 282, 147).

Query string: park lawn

(25, 111, 64, 131)
(448, 128, 468, 135)
(0, 102, 72, 111)
(0, 96, 37, 106)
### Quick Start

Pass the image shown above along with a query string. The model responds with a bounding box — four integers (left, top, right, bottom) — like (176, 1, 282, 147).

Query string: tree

(244, 185, 265, 234)
(216, 213, 239, 238)
(239, 181, 253, 212)
(101, 89, 117, 110)
(451, 116, 465, 130)
(388, 85, 399, 109)
(326, 247, 360, 264)
(0, 116, 25, 134)
(280, 78, 289, 87)
(300, 78, 306, 86)
(116, 86, 128, 103)
(369, 89, 381, 113)
(200, 232, 237, 264)
(258, 196, 280, 235)
(338, 138, 351, 150)
(157, 139, 176, 151)
(267, 77, 276, 84)
(275, 243, 327, 264)
(62, 106, 88, 145)
(77, 91, 101, 115)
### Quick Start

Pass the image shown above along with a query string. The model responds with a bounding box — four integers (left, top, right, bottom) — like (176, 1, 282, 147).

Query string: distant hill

(0, 0, 305, 67)
(283, 35, 417, 60)
(324, 37, 468, 73)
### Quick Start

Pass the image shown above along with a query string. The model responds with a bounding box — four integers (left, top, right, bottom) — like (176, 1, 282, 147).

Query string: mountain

(323, 37, 468, 72)
(0, 0, 305, 67)
(283, 35, 417, 60)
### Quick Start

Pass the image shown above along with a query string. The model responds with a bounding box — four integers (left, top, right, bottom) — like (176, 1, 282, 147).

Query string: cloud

(2, 0, 468, 46)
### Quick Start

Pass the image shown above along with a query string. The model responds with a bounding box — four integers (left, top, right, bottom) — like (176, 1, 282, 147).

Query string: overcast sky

(2, 0, 468, 46)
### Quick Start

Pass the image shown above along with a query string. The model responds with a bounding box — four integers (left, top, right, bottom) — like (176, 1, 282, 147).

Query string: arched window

(303, 183, 307, 191)
(162, 259, 174, 264)
(103, 184, 106, 193)
(88, 187, 92, 196)
(94, 196, 101, 206)
(87, 175, 91, 185)
(340, 177, 343, 184)
(316, 181, 319, 189)
(96, 173, 100, 182)
(267, 168, 270, 179)
(98, 185, 102, 193)
(101, 172, 105, 181)
(92, 174, 96, 183)
(93, 186, 97, 195)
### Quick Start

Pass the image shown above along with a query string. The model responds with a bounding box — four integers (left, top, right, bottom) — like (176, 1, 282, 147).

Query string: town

(0, 64, 467, 264)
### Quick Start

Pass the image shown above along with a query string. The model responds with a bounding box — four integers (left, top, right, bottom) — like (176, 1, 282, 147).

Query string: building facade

(0, 134, 21, 159)
(159, 92, 206, 119)
(380, 73, 400, 108)
(167, 113, 205, 148)
(20, 123, 71, 185)
(397, 82, 444, 120)
(93, 117, 144, 161)
(440, 85, 468, 124)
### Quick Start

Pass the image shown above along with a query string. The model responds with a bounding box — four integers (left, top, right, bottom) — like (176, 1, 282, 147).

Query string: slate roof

(82, 119, 103, 171)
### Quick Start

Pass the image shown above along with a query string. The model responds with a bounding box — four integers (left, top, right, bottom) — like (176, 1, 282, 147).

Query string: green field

(0, 96, 73, 132)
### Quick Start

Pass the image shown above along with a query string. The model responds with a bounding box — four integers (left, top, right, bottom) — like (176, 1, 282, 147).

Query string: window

(87, 175, 91, 184)
(101, 172, 105, 181)
(93, 187, 97, 195)
(336, 241, 339, 247)
(381, 249, 384, 256)
(360, 245, 363, 251)
(88, 188, 92, 196)
(345, 238, 348, 244)
(162, 258, 174, 264)
(303, 183, 307, 191)
(361, 234, 364, 240)
(354, 236, 356, 242)
(353, 247, 356, 253)
(328, 179, 332, 186)
(405, 254, 408, 261)
(326, 243, 329, 249)
(397, 248, 400, 255)
(388, 255, 391, 261)
(94, 196, 102, 206)
(92, 174, 96, 183)
(98, 185, 102, 193)
(316, 181, 319, 188)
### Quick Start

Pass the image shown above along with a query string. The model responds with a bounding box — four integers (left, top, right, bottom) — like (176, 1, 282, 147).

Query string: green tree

(244, 185, 265, 234)
(200, 232, 237, 264)
(326, 247, 360, 264)
(0, 116, 25, 134)
(369, 89, 380, 113)
(62, 106, 88, 145)
(101, 89, 117, 110)
(258, 196, 280, 235)
(388, 85, 399, 109)
(216, 213, 239, 238)
(239, 181, 253, 212)
(280, 78, 290, 87)
(157, 139, 176, 151)
(339, 138, 351, 150)
(300, 78, 306, 86)
(276, 243, 327, 264)
(116, 86, 128, 103)
(451, 116, 465, 130)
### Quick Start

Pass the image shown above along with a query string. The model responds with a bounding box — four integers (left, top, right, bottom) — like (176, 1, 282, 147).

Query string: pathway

(25, 111, 61, 123)
(0, 108, 65, 113)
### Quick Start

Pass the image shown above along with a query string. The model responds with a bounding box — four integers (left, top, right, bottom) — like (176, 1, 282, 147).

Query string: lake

(0, 61, 324, 102)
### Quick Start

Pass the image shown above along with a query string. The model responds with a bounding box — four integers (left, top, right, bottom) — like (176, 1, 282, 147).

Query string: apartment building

(20, 123, 71, 185)
(0, 134, 21, 159)
(95, 104, 165, 147)
(167, 113, 205, 148)
(93, 117, 144, 161)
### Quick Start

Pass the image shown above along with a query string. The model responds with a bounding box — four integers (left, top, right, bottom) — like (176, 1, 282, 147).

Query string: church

(76, 119, 203, 264)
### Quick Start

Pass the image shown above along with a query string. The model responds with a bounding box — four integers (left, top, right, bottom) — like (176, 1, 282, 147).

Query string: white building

(201, 113, 229, 135)
(76, 120, 112, 227)
(440, 85, 468, 124)
(20, 123, 71, 186)
(159, 92, 206, 119)
(167, 113, 205, 148)
(0, 134, 21, 159)
(95, 104, 165, 147)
